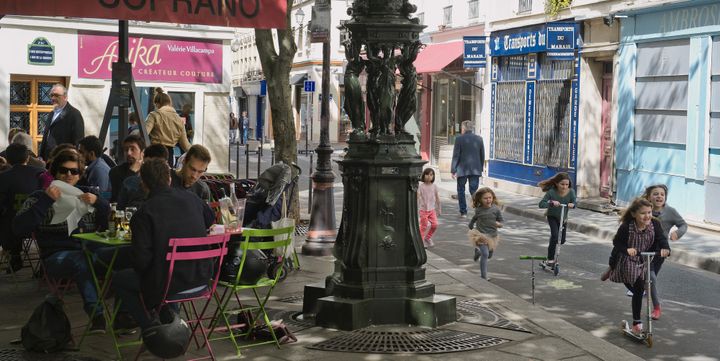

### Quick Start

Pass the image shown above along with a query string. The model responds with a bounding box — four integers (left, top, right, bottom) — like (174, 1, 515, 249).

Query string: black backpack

(21, 295, 72, 353)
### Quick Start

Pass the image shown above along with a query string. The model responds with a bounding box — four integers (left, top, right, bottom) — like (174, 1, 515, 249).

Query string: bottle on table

(108, 202, 117, 237)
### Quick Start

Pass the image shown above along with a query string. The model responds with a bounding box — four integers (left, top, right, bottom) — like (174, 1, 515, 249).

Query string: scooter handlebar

(519, 256, 547, 260)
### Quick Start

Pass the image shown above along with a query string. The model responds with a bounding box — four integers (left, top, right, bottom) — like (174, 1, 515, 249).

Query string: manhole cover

(264, 309, 315, 332)
(456, 299, 531, 333)
(307, 328, 510, 354)
(0, 349, 102, 361)
(277, 294, 304, 304)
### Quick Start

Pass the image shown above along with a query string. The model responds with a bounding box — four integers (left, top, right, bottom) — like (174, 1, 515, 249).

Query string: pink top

(418, 182, 439, 211)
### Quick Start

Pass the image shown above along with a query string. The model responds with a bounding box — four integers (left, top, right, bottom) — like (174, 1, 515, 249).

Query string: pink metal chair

(152, 233, 230, 361)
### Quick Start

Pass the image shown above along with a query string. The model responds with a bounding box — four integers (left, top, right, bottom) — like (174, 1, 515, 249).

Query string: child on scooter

(642, 184, 685, 320)
(468, 187, 503, 280)
(537, 172, 576, 269)
(418, 168, 441, 248)
(602, 197, 670, 335)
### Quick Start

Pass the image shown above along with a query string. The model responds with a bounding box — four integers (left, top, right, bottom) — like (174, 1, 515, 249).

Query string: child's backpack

(21, 295, 72, 353)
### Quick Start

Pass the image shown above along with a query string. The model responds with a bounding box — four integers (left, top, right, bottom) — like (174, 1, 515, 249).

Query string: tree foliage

(545, 0, 573, 16)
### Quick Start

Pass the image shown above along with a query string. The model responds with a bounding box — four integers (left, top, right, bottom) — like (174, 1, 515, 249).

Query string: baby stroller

(239, 162, 301, 282)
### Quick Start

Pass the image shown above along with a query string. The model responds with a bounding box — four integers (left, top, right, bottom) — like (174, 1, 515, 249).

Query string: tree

(255, 0, 299, 215)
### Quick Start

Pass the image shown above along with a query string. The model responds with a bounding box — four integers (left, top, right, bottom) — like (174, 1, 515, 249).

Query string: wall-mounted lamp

(296, 8, 306, 26)
(231, 31, 241, 52)
(603, 13, 628, 27)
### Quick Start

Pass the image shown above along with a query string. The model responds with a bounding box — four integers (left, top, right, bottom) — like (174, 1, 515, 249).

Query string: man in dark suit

(38, 84, 85, 161)
(451, 120, 485, 217)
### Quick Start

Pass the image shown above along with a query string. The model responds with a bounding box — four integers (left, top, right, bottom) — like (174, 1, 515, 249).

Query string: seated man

(13, 150, 110, 333)
(172, 144, 211, 202)
(113, 158, 215, 330)
(78, 135, 111, 196)
(117, 144, 168, 209)
(109, 134, 145, 202)
(0, 143, 45, 272)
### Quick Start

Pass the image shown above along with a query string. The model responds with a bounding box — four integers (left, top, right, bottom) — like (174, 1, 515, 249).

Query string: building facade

(615, 0, 720, 224)
(0, 16, 234, 173)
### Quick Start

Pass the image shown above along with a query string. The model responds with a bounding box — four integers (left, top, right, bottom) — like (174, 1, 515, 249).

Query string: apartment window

(468, 0, 478, 20)
(443, 6, 452, 27)
(417, 12, 424, 25)
(518, 0, 532, 14)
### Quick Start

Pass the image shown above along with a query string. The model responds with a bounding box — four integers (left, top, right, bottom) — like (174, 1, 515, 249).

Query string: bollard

(257, 148, 261, 179)
(308, 153, 313, 214)
(235, 141, 240, 179)
(271, 147, 275, 165)
(245, 143, 250, 179)
(227, 142, 231, 173)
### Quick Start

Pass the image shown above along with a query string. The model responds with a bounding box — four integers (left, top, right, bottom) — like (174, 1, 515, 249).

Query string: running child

(538, 172, 576, 269)
(418, 168, 441, 248)
(468, 187, 503, 280)
(602, 197, 670, 335)
(642, 184, 685, 319)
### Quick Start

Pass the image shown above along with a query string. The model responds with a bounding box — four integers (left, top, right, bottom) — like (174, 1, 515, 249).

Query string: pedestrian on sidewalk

(229, 112, 238, 144)
(642, 184, 686, 320)
(451, 120, 485, 218)
(601, 197, 670, 335)
(418, 168, 441, 248)
(538, 172, 576, 268)
(468, 187, 503, 280)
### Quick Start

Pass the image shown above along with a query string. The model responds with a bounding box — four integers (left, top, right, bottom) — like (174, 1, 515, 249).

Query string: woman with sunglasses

(14, 149, 111, 333)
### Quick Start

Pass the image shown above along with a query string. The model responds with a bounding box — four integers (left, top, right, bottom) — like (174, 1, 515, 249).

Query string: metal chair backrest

(162, 233, 230, 303)
(231, 226, 294, 286)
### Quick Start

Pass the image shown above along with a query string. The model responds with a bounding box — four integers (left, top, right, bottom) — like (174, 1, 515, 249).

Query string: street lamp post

(302, 0, 336, 256)
(303, 0, 456, 331)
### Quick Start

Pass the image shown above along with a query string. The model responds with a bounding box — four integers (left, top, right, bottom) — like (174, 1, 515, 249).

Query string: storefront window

(431, 75, 475, 162)
(533, 54, 574, 168)
(494, 56, 526, 162)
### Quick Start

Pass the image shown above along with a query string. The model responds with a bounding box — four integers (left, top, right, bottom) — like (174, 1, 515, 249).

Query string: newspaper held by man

(49, 180, 95, 235)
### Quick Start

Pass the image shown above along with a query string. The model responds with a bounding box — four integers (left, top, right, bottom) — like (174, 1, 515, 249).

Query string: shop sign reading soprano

(78, 33, 222, 83)
(0, 0, 287, 29)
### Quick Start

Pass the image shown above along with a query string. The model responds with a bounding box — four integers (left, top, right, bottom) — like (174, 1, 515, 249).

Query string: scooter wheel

(269, 263, 289, 282)
(553, 265, 560, 276)
(646, 335, 653, 348)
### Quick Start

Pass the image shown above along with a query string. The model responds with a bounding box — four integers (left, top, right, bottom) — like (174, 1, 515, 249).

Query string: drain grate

(456, 299, 531, 333)
(0, 349, 102, 361)
(307, 327, 510, 354)
(295, 222, 309, 236)
(264, 309, 315, 332)
(277, 294, 304, 304)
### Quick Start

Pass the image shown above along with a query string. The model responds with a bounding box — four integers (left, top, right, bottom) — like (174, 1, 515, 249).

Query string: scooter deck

(620, 320, 653, 347)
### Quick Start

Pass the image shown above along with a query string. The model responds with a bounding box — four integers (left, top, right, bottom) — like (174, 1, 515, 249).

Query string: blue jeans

(44, 250, 100, 316)
(456, 175, 480, 215)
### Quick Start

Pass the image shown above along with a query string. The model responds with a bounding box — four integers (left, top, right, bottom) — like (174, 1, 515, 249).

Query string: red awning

(414, 41, 464, 73)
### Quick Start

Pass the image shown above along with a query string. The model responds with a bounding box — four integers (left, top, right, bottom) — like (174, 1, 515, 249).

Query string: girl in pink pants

(418, 168, 441, 248)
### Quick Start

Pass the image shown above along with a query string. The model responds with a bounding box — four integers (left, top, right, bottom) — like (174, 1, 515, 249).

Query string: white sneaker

(426, 238, 435, 247)
(626, 290, 647, 297)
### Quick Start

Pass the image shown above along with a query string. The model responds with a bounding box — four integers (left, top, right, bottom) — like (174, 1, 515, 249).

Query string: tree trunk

(255, 0, 300, 218)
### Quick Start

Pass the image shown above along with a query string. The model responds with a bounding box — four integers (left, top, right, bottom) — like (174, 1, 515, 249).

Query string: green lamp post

(303, 0, 456, 331)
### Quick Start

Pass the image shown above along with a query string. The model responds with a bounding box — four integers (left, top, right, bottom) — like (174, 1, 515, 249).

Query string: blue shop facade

(488, 22, 581, 188)
(616, 0, 720, 224)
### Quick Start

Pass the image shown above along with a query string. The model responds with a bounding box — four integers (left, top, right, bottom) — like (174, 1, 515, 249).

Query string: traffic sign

(304, 80, 316, 92)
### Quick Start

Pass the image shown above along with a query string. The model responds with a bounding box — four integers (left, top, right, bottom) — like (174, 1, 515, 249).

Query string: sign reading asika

(28, 37, 54, 65)
(463, 36, 487, 68)
(490, 22, 578, 59)
(0, 0, 287, 29)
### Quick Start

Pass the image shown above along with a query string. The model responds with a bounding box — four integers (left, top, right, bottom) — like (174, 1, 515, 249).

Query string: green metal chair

(207, 226, 294, 356)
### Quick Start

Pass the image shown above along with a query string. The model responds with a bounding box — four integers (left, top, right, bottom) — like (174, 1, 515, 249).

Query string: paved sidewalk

(0, 249, 642, 360)
(436, 179, 720, 274)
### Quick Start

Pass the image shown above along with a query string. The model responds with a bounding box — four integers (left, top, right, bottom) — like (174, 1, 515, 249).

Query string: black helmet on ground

(141, 308, 191, 359)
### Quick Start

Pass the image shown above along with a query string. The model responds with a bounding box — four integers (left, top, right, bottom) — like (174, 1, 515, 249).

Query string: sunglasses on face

(57, 167, 80, 175)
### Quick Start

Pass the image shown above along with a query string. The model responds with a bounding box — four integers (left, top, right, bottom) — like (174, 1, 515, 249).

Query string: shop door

(706, 37, 720, 224)
(600, 63, 613, 198)
(9, 76, 66, 154)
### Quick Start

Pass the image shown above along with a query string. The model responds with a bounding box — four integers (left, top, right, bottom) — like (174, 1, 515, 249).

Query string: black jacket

(129, 187, 214, 308)
(608, 219, 670, 269)
(0, 165, 46, 249)
(13, 187, 109, 259)
(38, 102, 85, 161)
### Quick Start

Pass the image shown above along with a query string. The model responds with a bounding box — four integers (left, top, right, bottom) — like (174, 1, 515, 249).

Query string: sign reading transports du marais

(490, 22, 578, 59)
(0, 0, 287, 29)
(78, 33, 223, 83)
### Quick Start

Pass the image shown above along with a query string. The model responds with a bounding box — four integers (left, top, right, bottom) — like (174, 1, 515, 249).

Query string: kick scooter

(519, 255, 547, 305)
(540, 203, 567, 276)
(621, 251, 657, 348)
